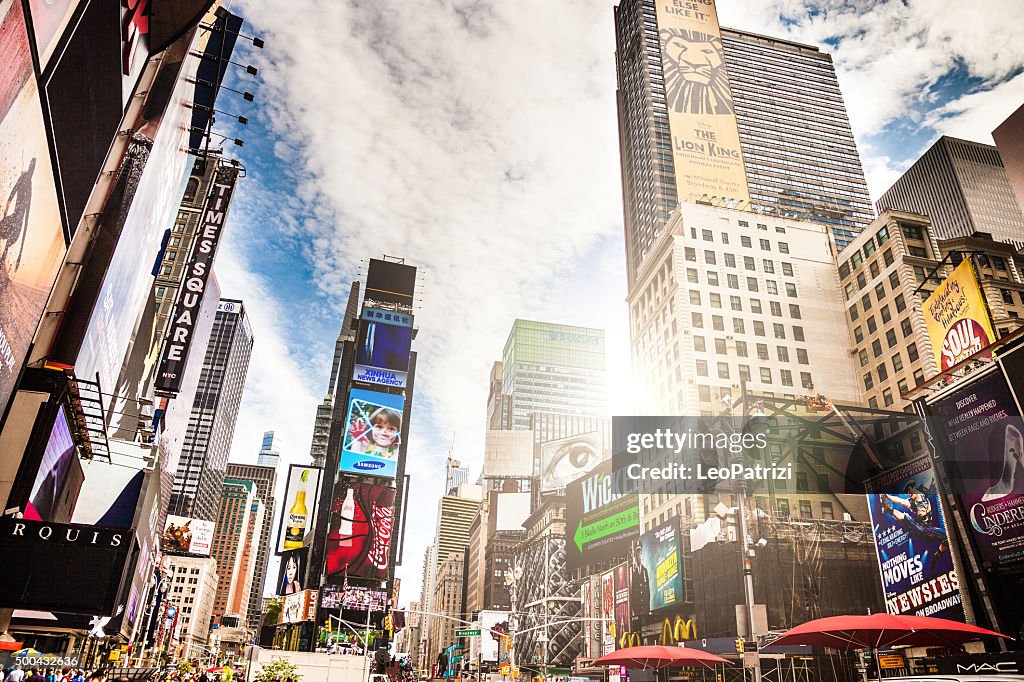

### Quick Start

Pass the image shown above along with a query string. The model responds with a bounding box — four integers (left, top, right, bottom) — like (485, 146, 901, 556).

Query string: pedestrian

(5, 666, 24, 682)
(374, 648, 389, 676)
(27, 670, 44, 682)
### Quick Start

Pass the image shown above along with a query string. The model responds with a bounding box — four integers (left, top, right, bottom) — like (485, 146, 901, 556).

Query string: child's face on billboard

(372, 419, 399, 446)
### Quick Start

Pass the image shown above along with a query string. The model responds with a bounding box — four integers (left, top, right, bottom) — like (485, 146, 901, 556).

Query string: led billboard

(353, 315, 413, 388)
(564, 460, 640, 571)
(539, 431, 604, 491)
(929, 371, 1024, 567)
(326, 481, 396, 580)
(613, 562, 632, 650)
(24, 406, 83, 523)
(363, 258, 416, 308)
(639, 520, 684, 613)
(161, 515, 214, 556)
(922, 259, 996, 372)
(865, 457, 963, 620)
(0, 0, 68, 420)
(278, 548, 306, 596)
(339, 388, 404, 478)
(654, 0, 750, 203)
(320, 584, 387, 612)
(281, 589, 318, 624)
(277, 465, 323, 553)
(479, 610, 511, 663)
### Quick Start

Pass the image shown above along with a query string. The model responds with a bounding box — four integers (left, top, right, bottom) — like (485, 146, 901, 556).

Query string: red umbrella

(767, 613, 1009, 651)
(594, 645, 730, 670)
(767, 613, 1009, 680)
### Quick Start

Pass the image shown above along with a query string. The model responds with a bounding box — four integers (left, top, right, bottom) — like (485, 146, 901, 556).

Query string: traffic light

(734, 637, 745, 654)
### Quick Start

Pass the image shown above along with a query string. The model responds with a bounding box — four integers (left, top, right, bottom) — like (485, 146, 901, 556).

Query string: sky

(213, 0, 1024, 604)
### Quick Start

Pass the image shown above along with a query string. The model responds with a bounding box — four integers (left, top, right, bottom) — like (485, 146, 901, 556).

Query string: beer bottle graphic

(283, 469, 310, 550)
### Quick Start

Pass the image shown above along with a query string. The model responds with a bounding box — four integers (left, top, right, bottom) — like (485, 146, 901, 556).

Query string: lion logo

(659, 28, 735, 115)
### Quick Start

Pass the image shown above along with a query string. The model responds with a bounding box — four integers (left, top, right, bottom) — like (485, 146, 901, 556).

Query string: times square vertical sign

(155, 166, 240, 393)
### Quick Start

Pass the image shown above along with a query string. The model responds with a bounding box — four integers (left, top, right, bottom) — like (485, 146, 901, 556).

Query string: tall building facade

(613, 0, 873, 283)
(211, 477, 266, 624)
(167, 555, 219, 659)
(168, 299, 254, 520)
(501, 320, 607, 433)
(256, 430, 282, 467)
(993, 103, 1024, 213)
(720, 28, 874, 248)
(225, 459, 278, 631)
(309, 282, 360, 467)
(877, 136, 1024, 246)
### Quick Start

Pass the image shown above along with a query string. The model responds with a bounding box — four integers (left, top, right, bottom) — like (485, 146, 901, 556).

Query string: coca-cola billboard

(325, 480, 395, 580)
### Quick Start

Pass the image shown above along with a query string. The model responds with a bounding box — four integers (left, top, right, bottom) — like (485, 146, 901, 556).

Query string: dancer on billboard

(982, 423, 1024, 501)
(880, 481, 948, 571)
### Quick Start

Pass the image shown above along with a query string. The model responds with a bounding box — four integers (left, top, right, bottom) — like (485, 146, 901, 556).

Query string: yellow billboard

(654, 0, 750, 203)
(923, 259, 996, 371)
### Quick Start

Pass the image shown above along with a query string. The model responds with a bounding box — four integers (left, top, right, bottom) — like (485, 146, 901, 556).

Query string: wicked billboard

(564, 459, 640, 571)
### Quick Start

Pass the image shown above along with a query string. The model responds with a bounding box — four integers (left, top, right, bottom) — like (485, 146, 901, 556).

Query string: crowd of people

(3, 669, 100, 682)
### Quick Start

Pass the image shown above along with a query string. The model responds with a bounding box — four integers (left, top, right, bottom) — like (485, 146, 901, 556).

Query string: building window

(717, 362, 730, 379)
(781, 369, 793, 386)
(728, 274, 739, 288)
(747, 277, 759, 292)
(731, 296, 742, 311)
(692, 312, 703, 328)
(773, 323, 786, 339)
(793, 326, 805, 342)
(858, 349, 869, 367)
(715, 338, 727, 354)
(707, 271, 719, 286)
(744, 256, 756, 270)
(883, 249, 894, 266)
(854, 327, 864, 343)
(777, 347, 790, 362)
(689, 291, 701, 305)
(908, 343, 919, 362)
(687, 268, 699, 283)
(710, 292, 722, 308)
(753, 320, 765, 336)
(705, 250, 717, 265)
(882, 388, 894, 407)
(696, 360, 708, 376)
(782, 262, 793, 277)
(760, 239, 771, 251)
(760, 367, 772, 383)
(739, 365, 751, 382)
(789, 304, 801, 319)
(733, 318, 745, 334)
(786, 283, 797, 297)
(767, 281, 778, 295)
(797, 349, 808, 364)
(821, 502, 835, 520)
(741, 236, 752, 247)
(886, 329, 898, 347)
(712, 315, 724, 331)
(799, 500, 813, 518)
(702, 229, 713, 242)
(892, 353, 904, 372)
(750, 299, 762, 314)
(864, 373, 874, 390)
(801, 372, 813, 389)
(694, 336, 706, 352)
(850, 306, 859, 321)
(778, 242, 790, 254)
(872, 339, 882, 357)
(725, 253, 736, 267)
(735, 340, 748, 357)
(880, 305, 892, 323)
(877, 364, 888, 381)
(763, 259, 775, 273)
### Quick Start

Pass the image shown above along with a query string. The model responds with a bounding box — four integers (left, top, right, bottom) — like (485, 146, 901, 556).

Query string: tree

(253, 658, 301, 682)
(263, 599, 282, 627)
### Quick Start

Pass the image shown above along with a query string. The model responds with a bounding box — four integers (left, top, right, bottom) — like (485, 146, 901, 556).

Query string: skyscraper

(210, 477, 266, 624)
(168, 299, 254, 520)
(309, 282, 360, 467)
(225, 457, 278, 631)
(614, 0, 873, 285)
(256, 430, 281, 468)
(501, 320, 607, 433)
(877, 136, 1024, 246)
(720, 28, 874, 247)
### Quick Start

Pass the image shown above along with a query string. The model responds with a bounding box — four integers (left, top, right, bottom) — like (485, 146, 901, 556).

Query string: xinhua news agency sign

(155, 167, 239, 394)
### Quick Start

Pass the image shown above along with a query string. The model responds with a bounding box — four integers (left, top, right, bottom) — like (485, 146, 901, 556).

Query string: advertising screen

(340, 388, 404, 478)
(600, 570, 614, 655)
(639, 520, 684, 613)
(278, 548, 306, 596)
(539, 431, 605, 491)
(281, 589, 318, 624)
(27, 0, 81, 69)
(922, 259, 995, 372)
(320, 584, 387, 612)
(277, 465, 323, 553)
(161, 515, 214, 556)
(564, 460, 640, 571)
(479, 610, 510, 663)
(0, 0, 68, 420)
(353, 316, 413, 388)
(24, 406, 83, 523)
(326, 481, 396, 580)
(866, 456, 963, 620)
(364, 258, 416, 308)
(613, 563, 632, 650)
(654, 0, 750, 203)
(0, 517, 133, 615)
(929, 371, 1024, 567)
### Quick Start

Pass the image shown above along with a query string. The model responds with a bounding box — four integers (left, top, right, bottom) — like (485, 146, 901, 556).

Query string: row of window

(694, 360, 814, 389)
(695, 335, 810, 365)
(691, 313, 806, 341)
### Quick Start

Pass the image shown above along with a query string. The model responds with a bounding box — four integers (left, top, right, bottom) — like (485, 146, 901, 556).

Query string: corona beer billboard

(654, 0, 750, 203)
(922, 259, 995, 372)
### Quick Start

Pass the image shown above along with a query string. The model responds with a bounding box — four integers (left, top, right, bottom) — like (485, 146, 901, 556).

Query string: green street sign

(455, 629, 481, 637)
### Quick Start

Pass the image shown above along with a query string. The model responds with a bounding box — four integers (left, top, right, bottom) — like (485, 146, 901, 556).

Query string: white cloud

(226, 0, 1024, 604)
(923, 72, 1024, 144)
